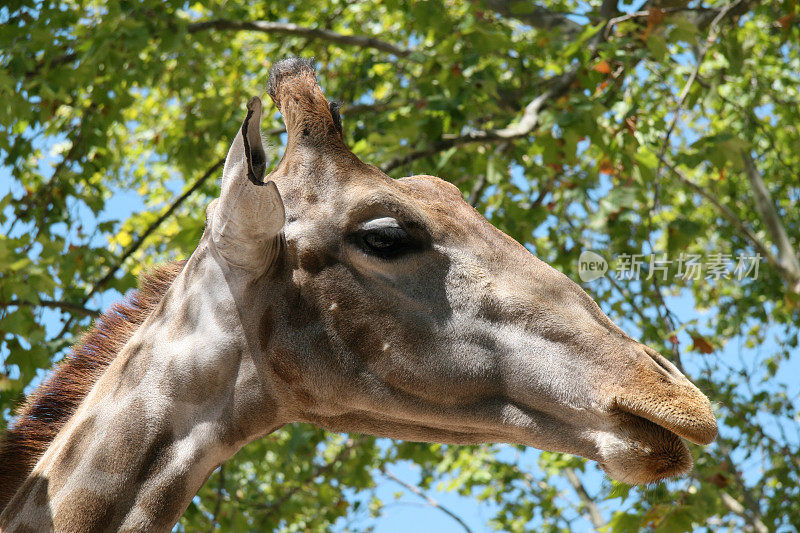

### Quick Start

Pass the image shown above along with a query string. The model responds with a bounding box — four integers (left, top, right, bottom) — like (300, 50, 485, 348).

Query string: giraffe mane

(0, 260, 187, 511)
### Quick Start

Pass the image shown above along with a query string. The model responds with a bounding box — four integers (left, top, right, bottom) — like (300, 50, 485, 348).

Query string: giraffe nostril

(642, 345, 684, 382)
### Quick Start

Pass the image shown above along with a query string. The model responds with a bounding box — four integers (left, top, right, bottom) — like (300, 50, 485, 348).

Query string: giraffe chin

(594, 414, 693, 485)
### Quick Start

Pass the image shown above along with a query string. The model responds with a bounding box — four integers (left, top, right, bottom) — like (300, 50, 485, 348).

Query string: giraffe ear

(239, 97, 267, 185)
(212, 96, 285, 272)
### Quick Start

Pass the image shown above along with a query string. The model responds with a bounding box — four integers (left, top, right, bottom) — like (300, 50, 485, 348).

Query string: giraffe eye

(356, 217, 416, 259)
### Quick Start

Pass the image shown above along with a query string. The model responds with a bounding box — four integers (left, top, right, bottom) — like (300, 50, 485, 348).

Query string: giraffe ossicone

(0, 57, 717, 531)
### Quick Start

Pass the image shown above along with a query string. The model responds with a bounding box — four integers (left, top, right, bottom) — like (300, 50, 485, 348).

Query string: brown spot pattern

(176, 299, 201, 335)
(54, 490, 115, 533)
(269, 348, 302, 384)
(135, 427, 174, 485)
(298, 250, 335, 275)
(92, 399, 147, 473)
(259, 307, 275, 353)
(115, 340, 154, 395)
(294, 389, 316, 408)
(49, 414, 96, 495)
(0, 476, 39, 524)
(10, 525, 38, 533)
(32, 477, 49, 507)
(160, 357, 220, 405)
(283, 282, 320, 329)
(140, 473, 189, 528)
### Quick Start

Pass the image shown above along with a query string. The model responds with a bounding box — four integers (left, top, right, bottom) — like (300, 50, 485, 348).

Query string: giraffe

(0, 57, 717, 532)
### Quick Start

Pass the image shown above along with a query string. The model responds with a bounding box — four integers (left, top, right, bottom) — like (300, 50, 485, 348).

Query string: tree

(1, 1, 798, 530)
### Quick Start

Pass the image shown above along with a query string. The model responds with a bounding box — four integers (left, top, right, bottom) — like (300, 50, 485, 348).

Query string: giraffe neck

(0, 247, 284, 532)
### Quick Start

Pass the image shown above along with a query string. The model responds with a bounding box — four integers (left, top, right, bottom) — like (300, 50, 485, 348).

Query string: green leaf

(646, 34, 668, 60)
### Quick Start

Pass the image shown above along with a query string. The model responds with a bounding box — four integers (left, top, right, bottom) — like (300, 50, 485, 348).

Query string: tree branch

(206, 464, 225, 533)
(483, 1, 583, 34)
(719, 492, 768, 533)
(84, 157, 225, 301)
(649, 274, 684, 371)
(466, 141, 512, 206)
(379, 68, 578, 173)
(467, 173, 487, 207)
(345, 98, 425, 115)
(660, 158, 788, 284)
(741, 152, 800, 293)
(24, 51, 78, 81)
(187, 20, 412, 57)
(605, 6, 721, 38)
(380, 0, 622, 174)
(0, 299, 100, 318)
(380, 0, 749, 179)
(563, 468, 604, 529)
(655, 0, 744, 183)
(22, 19, 415, 82)
(381, 467, 474, 533)
(715, 443, 770, 533)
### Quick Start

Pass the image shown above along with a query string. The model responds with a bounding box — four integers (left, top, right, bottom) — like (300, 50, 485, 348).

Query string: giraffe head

(208, 58, 716, 485)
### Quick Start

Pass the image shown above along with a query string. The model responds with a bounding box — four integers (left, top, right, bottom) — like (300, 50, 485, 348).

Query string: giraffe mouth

(595, 409, 695, 484)
(594, 377, 718, 484)
(612, 390, 718, 446)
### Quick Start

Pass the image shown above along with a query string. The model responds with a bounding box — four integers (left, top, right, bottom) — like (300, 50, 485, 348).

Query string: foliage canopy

(1, 0, 799, 531)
